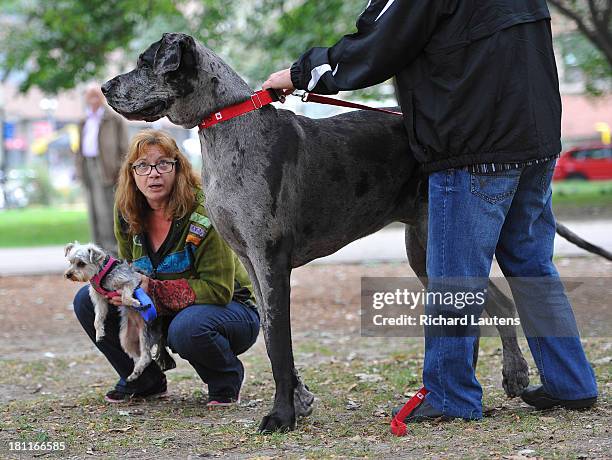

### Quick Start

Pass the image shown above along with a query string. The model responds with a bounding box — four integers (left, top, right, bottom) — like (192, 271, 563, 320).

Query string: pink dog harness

(90, 255, 121, 299)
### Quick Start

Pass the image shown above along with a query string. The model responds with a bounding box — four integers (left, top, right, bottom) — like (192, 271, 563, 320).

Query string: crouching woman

(73, 129, 259, 406)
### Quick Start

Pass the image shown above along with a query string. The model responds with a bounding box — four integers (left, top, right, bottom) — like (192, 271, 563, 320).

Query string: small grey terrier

(64, 242, 174, 382)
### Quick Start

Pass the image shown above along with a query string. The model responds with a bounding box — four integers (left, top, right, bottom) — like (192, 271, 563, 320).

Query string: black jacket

(290, 0, 562, 172)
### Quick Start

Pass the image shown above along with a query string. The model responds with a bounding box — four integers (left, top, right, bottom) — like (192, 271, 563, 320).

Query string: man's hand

(263, 69, 294, 91)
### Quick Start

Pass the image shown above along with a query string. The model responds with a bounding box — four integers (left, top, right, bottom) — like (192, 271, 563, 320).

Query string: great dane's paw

(126, 372, 140, 383)
(502, 354, 530, 398)
(258, 411, 296, 433)
(294, 382, 315, 418)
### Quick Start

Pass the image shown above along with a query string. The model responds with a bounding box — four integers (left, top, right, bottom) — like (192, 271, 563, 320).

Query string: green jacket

(114, 190, 255, 307)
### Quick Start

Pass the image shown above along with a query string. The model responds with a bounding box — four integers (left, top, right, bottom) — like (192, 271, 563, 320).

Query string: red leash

(390, 387, 429, 436)
(198, 89, 402, 130)
(300, 91, 402, 116)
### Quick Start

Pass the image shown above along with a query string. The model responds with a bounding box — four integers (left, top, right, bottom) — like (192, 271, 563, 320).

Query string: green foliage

(557, 32, 612, 96)
(0, 0, 391, 98)
(1, 0, 177, 92)
(547, 0, 612, 91)
(238, 0, 360, 83)
(0, 0, 236, 93)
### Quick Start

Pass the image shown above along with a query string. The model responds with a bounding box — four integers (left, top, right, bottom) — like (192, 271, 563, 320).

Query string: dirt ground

(0, 258, 610, 459)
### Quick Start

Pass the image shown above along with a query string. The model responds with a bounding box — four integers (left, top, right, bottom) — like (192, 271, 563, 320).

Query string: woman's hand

(108, 274, 150, 307)
(108, 291, 123, 307)
(139, 274, 151, 294)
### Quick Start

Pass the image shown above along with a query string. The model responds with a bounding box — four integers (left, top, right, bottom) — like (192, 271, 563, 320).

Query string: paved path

(1, 220, 611, 276)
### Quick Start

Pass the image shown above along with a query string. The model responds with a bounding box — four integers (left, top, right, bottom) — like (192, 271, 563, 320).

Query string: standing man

(76, 84, 129, 253)
(263, 0, 597, 421)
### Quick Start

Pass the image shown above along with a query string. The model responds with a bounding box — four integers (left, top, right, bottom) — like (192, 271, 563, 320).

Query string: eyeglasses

(132, 159, 177, 176)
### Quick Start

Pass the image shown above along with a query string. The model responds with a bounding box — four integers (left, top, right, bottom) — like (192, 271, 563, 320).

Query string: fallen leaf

(31, 384, 43, 394)
(346, 399, 361, 410)
(108, 426, 132, 433)
(355, 373, 383, 383)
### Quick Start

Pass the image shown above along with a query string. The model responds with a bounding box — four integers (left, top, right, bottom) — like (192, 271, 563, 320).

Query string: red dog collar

(90, 255, 121, 299)
(198, 89, 284, 130)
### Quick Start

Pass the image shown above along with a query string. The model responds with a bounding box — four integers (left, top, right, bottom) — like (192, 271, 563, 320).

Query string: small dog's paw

(126, 373, 137, 382)
(95, 331, 106, 342)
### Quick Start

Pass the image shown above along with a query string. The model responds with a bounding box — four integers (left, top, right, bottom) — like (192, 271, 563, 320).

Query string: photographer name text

(372, 314, 520, 327)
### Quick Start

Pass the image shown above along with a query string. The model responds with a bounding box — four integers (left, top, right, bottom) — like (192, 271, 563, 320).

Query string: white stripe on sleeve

(307, 64, 332, 91)
(361, 0, 372, 15)
(375, 0, 396, 21)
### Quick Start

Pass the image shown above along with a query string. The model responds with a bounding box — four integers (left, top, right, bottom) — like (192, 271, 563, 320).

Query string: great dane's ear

(154, 33, 197, 74)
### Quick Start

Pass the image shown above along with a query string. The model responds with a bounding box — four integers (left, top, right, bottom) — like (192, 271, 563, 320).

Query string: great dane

(103, 33, 532, 432)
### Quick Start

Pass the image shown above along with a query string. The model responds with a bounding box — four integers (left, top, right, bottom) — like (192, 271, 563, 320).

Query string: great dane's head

(102, 32, 250, 128)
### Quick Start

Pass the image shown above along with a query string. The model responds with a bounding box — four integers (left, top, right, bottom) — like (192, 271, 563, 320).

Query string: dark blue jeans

(424, 161, 598, 419)
(73, 285, 260, 399)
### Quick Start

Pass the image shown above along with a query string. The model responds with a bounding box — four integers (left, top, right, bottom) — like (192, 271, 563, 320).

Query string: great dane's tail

(556, 222, 612, 261)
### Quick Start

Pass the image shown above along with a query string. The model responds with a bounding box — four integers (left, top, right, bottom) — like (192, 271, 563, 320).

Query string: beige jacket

(76, 106, 129, 187)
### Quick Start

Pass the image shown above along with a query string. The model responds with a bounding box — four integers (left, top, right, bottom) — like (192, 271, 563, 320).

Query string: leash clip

(268, 89, 287, 104)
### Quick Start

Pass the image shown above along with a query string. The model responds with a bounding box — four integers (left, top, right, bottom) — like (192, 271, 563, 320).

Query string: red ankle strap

(390, 387, 429, 436)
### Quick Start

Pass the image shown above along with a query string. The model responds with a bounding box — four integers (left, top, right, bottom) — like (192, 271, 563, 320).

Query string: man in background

(76, 84, 129, 253)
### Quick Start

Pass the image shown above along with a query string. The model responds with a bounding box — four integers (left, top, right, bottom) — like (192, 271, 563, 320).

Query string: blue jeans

(424, 161, 598, 419)
(73, 286, 260, 399)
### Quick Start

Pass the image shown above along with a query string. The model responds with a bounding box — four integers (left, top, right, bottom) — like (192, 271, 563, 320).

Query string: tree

(0, 0, 393, 99)
(548, 0, 612, 68)
(235, 0, 394, 100)
(0, 0, 238, 93)
(548, 0, 612, 94)
(237, 0, 359, 83)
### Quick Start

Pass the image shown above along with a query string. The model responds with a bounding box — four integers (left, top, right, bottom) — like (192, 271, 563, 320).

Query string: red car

(553, 144, 612, 181)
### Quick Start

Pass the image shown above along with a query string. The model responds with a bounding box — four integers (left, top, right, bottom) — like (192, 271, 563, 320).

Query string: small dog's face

(102, 33, 204, 128)
(64, 242, 106, 282)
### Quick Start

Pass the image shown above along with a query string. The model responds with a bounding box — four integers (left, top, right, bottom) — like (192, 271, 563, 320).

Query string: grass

(552, 179, 612, 206)
(1, 337, 609, 458)
(0, 207, 90, 248)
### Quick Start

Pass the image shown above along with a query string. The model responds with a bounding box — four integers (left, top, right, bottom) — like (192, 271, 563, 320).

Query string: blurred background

(0, 0, 610, 248)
